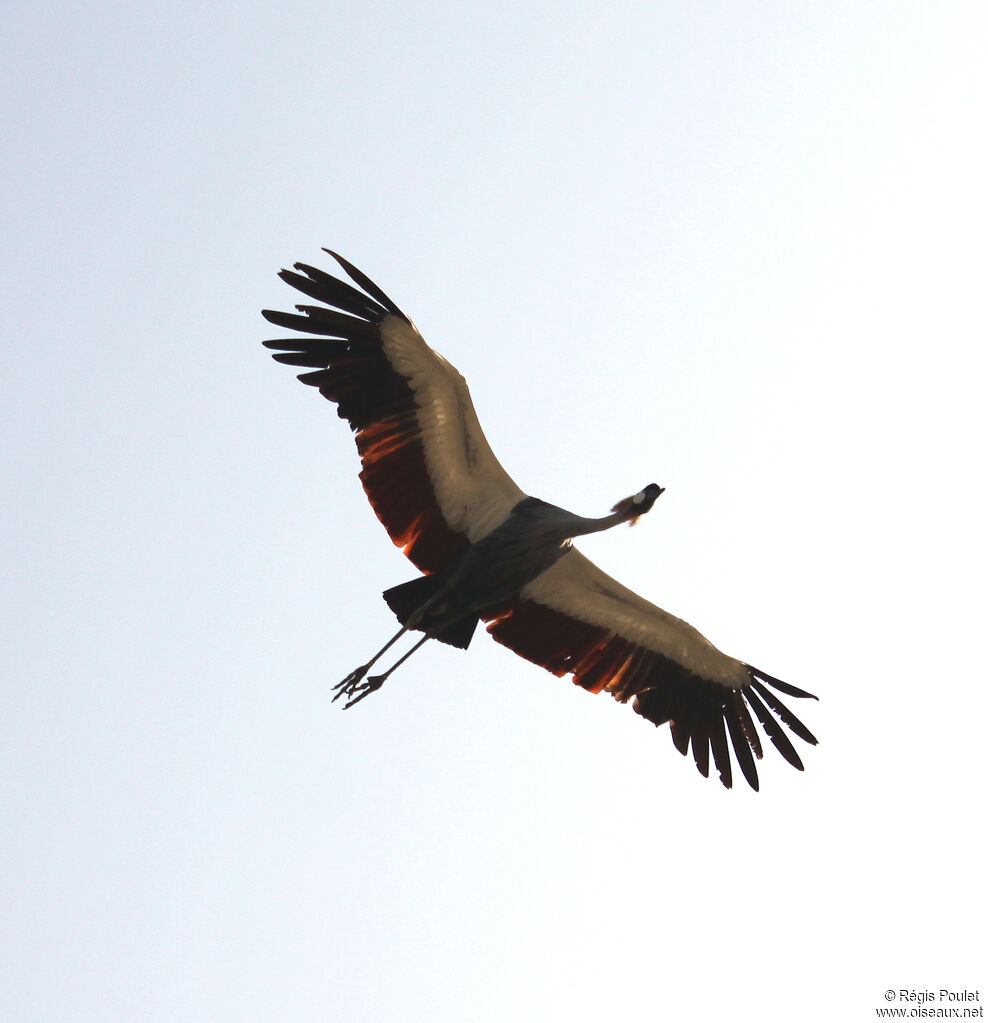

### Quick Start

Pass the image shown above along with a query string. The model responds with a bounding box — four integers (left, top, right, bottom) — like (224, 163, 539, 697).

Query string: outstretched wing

(487, 549, 817, 790)
(262, 252, 526, 573)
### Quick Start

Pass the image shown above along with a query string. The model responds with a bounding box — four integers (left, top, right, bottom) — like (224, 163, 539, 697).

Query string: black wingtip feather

(324, 249, 407, 320)
(742, 686, 806, 772)
(670, 716, 691, 757)
(263, 337, 345, 356)
(691, 731, 710, 778)
(749, 679, 819, 746)
(708, 715, 733, 789)
(732, 690, 763, 760)
(725, 707, 760, 792)
(289, 262, 389, 320)
(746, 664, 819, 701)
(271, 351, 335, 368)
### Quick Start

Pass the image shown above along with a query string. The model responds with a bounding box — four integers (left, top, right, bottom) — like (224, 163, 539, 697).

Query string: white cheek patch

(632, 490, 646, 505)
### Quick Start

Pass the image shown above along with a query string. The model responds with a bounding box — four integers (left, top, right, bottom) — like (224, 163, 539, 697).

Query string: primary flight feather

(262, 251, 817, 790)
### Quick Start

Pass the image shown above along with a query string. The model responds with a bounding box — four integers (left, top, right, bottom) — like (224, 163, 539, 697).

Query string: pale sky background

(2, 3, 986, 1021)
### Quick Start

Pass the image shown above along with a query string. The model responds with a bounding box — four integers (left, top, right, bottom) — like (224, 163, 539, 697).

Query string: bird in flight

(262, 251, 817, 790)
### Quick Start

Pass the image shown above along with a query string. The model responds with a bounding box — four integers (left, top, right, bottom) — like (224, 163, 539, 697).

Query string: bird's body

(262, 251, 817, 790)
(381, 490, 663, 653)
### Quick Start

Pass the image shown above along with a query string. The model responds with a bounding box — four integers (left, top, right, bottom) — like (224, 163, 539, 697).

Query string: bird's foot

(331, 666, 366, 703)
(332, 667, 385, 709)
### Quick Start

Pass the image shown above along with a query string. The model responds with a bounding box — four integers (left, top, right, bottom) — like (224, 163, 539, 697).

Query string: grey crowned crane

(262, 251, 818, 790)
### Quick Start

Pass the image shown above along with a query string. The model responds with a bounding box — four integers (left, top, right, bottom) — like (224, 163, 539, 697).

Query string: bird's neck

(508, 497, 634, 544)
(563, 509, 631, 539)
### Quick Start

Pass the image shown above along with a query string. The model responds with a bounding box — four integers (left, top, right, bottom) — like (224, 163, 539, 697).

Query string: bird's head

(611, 483, 664, 525)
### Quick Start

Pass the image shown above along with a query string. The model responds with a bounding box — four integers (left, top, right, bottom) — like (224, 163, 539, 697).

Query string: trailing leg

(332, 581, 451, 706)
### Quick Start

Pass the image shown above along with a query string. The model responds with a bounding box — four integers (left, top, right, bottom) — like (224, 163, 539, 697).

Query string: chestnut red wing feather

(486, 550, 817, 790)
(262, 254, 525, 572)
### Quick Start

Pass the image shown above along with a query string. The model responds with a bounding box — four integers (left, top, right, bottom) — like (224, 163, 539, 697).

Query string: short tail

(382, 576, 479, 650)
